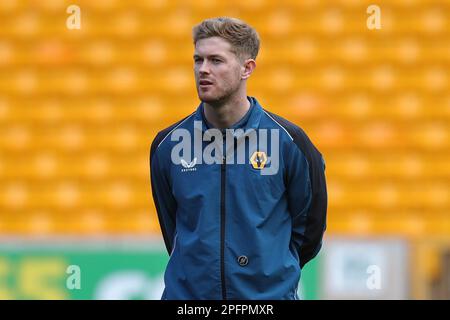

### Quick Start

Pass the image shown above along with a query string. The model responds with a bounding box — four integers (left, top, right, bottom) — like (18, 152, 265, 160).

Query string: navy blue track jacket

(150, 97, 327, 299)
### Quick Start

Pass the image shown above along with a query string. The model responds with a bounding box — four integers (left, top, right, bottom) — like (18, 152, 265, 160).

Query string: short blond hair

(192, 17, 260, 61)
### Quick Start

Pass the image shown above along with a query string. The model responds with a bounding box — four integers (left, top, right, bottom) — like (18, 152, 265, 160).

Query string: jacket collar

(194, 96, 263, 135)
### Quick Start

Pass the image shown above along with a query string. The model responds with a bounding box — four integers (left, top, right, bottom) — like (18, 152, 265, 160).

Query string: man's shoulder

(261, 109, 302, 137)
(150, 112, 196, 159)
(261, 108, 323, 159)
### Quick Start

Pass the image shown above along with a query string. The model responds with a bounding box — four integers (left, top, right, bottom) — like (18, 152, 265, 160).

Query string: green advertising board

(0, 239, 320, 300)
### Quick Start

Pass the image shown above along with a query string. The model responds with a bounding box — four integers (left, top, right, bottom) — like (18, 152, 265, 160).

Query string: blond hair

(192, 17, 260, 61)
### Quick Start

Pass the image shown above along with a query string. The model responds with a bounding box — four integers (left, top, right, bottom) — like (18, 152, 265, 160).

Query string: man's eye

(212, 59, 221, 63)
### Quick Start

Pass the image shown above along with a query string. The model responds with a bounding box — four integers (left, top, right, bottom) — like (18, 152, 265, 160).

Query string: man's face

(194, 37, 244, 103)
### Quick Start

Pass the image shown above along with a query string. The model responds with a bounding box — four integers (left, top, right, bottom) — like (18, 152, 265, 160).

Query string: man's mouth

(199, 80, 213, 86)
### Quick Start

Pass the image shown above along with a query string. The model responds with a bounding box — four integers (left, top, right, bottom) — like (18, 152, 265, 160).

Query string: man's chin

(197, 89, 230, 105)
(198, 93, 219, 104)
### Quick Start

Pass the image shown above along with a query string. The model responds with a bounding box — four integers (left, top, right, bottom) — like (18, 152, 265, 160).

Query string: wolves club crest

(250, 151, 268, 169)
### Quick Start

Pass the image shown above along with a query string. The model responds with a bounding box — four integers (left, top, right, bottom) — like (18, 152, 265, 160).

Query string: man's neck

(203, 94, 251, 130)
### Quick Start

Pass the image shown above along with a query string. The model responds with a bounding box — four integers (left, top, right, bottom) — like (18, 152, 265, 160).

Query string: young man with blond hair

(150, 17, 327, 300)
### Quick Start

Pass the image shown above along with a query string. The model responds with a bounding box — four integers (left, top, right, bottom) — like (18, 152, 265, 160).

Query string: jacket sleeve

(150, 136, 178, 255)
(286, 140, 327, 269)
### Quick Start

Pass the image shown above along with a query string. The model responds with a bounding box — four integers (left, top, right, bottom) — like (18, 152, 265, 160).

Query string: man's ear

(241, 59, 256, 80)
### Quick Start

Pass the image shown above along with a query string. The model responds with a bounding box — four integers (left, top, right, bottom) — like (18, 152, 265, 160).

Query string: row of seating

(0, 9, 447, 36)
(0, 68, 445, 85)
(1, 101, 448, 122)
(0, 152, 449, 178)
(0, 123, 447, 150)
(0, 0, 444, 10)
(0, 181, 447, 209)
(0, 210, 448, 236)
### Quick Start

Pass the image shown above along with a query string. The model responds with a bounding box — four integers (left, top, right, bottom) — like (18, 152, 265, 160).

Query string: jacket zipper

(220, 155, 227, 300)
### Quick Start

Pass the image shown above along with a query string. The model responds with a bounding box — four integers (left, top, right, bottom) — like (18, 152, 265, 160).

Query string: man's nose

(199, 61, 210, 74)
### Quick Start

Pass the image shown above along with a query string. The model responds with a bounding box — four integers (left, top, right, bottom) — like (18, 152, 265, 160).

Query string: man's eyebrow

(193, 54, 225, 59)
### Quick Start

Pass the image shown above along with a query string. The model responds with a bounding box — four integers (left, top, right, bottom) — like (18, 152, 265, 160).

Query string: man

(150, 17, 327, 300)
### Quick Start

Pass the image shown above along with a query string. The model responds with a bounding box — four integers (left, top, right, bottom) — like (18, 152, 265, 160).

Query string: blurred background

(0, 0, 448, 299)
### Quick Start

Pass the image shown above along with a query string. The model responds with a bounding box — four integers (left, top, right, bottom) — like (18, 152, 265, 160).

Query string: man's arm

(150, 135, 177, 255)
(286, 134, 328, 269)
